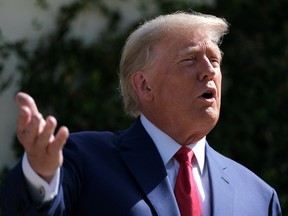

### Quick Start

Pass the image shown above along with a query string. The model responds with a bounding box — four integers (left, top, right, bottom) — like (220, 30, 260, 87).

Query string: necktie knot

(174, 147, 193, 164)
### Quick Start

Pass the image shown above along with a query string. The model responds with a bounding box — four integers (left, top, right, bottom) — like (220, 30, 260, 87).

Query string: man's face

(142, 30, 223, 144)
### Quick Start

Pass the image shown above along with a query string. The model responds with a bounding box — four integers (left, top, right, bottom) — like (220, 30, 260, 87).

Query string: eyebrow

(178, 46, 201, 56)
(178, 43, 222, 58)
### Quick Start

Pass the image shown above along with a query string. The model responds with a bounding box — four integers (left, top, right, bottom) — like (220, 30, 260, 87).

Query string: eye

(209, 57, 221, 67)
(179, 56, 196, 64)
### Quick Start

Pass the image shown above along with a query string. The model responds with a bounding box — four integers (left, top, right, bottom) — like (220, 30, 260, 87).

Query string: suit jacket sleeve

(0, 136, 83, 216)
(269, 189, 282, 216)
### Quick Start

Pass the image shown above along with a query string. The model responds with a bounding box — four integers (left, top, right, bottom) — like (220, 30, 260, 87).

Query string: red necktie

(174, 147, 201, 216)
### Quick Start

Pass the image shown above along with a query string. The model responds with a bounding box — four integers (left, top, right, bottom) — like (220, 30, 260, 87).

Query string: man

(0, 12, 282, 215)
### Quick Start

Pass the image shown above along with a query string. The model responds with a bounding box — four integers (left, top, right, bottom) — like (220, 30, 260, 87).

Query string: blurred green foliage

(0, 33, 13, 93)
(0, 0, 287, 214)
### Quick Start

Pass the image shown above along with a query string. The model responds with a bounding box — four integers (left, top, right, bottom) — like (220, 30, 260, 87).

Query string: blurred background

(0, 0, 287, 214)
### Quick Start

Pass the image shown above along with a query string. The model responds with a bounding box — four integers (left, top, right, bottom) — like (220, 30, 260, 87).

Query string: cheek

(216, 73, 222, 94)
(154, 82, 187, 109)
(151, 66, 198, 101)
(163, 80, 192, 100)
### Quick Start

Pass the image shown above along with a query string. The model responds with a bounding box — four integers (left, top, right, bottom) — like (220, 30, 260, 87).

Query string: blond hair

(119, 12, 229, 117)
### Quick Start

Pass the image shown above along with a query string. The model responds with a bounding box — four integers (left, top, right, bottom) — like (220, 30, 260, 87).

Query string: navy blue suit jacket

(0, 119, 282, 215)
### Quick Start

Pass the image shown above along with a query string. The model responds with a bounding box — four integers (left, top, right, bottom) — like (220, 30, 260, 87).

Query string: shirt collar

(140, 114, 206, 174)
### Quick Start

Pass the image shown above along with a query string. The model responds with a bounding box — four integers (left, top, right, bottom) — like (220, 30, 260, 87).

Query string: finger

(16, 92, 39, 115)
(17, 106, 32, 138)
(16, 107, 31, 145)
(23, 113, 44, 151)
(35, 116, 57, 151)
(48, 126, 69, 155)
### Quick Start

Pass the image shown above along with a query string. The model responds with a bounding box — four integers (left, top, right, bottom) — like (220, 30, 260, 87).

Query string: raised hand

(16, 92, 69, 183)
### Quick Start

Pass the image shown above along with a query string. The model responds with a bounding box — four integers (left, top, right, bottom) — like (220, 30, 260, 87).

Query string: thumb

(16, 92, 39, 115)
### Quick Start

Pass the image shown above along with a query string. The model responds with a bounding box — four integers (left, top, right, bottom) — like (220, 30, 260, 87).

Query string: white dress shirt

(23, 115, 210, 215)
(140, 115, 210, 216)
(22, 153, 60, 202)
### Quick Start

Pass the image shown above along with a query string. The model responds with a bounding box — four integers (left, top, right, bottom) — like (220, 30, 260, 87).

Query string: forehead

(155, 28, 220, 56)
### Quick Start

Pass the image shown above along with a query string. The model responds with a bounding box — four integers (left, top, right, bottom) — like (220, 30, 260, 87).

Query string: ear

(132, 72, 153, 101)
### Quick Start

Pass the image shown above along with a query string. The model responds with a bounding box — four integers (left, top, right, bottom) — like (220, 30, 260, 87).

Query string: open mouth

(201, 91, 214, 99)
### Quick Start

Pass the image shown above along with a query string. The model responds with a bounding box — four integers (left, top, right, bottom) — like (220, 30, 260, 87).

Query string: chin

(205, 107, 220, 123)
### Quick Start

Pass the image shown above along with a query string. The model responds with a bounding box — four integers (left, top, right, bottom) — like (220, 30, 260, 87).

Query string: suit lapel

(119, 119, 180, 216)
(206, 144, 234, 216)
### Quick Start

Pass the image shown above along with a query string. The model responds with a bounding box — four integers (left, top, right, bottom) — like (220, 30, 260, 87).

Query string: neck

(142, 113, 207, 146)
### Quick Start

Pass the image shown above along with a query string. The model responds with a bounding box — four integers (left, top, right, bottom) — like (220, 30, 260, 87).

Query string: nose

(198, 56, 217, 81)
